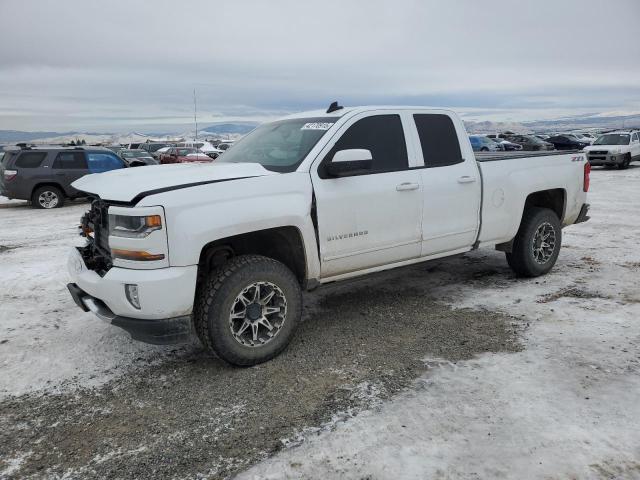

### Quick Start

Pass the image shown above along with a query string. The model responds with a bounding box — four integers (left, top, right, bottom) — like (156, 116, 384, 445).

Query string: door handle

(457, 176, 476, 184)
(396, 182, 419, 191)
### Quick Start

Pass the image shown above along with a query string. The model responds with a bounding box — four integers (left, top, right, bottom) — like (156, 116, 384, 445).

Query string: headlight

(611, 148, 621, 154)
(108, 214, 162, 238)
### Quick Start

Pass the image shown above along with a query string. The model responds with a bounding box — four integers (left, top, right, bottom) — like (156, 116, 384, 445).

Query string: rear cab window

(14, 151, 48, 168)
(413, 114, 462, 167)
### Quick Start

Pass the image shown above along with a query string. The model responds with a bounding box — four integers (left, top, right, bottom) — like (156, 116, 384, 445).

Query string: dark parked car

(506, 135, 555, 151)
(491, 138, 523, 151)
(0, 147, 126, 209)
(545, 135, 589, 151)
(469, 135, 501, 152)
(118, 149, 158, 166)
(139, 142, 173, 159)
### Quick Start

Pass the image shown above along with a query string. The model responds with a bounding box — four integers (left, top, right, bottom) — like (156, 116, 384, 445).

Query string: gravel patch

(0, 266, 521, 479)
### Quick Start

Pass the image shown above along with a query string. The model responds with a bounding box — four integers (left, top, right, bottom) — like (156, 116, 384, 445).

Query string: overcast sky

(0, 0, 639, 132)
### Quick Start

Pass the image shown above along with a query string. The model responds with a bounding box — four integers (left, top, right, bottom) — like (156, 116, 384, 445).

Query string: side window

(325, 114, 408, 175)
(14, 152, 47, 168)
(87, 153, 125, 173)
(52, 152, 87, 169)
(633, 133, 639, 142)
(413, 114, 462, 167)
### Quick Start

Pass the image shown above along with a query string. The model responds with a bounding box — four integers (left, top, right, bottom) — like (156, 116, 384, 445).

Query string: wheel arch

(31, 182, 67, 199)
(197, 226, 309, 287)
(523, 188, 566, 223)
(496, 188, 566, 253)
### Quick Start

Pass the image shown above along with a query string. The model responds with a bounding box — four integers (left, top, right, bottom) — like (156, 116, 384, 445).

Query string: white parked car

(177, 140, 222, 154)
(67, 105, 590, 366)
(584, 131, 640, 169)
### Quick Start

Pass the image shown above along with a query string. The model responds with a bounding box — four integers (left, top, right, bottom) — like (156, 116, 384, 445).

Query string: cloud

(0, 0, 638, 131)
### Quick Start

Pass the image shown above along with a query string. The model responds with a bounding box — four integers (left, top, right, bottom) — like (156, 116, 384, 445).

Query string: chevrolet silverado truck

(67, 105, 591, 366)
(584, 131, 640, 169)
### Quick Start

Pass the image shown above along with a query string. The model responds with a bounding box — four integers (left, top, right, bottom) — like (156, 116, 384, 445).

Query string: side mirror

(326, 149, 373, 177)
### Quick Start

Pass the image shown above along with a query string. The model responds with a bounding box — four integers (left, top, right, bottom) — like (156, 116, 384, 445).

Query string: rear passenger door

(410, 113, 481, 256)
(52, 151, 89, 195)
(311, 112, 423, 278)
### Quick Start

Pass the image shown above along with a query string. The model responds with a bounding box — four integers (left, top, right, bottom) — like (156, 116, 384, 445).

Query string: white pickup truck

(67, 105, 591, 366)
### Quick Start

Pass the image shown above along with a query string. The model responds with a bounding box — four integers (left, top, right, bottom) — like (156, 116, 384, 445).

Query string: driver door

(310, 112, 423, 278)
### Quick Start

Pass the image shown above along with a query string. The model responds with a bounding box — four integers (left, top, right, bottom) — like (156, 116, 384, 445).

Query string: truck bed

(475, 150, 581, 162)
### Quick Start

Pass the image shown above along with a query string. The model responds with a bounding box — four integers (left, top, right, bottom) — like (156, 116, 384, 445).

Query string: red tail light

(3, 169, 18, 181)
(583, 162, 591, 192)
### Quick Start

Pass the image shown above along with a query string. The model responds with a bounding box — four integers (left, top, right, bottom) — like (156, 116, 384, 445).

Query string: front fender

(139, 172, 321, 281)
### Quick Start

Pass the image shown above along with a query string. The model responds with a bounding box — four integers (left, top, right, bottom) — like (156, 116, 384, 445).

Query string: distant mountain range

(465, 112, 640, 134)
(198, 123, 257, 135)
(2, 113, 638, 144)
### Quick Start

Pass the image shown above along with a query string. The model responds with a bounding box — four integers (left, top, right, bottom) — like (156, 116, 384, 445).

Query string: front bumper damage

(67, 282, 192, 344)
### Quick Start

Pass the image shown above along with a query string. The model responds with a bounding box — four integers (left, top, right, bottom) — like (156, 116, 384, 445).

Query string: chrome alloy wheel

(38, 190, 59, 208)
(532, 222, 556, 264)
(229, 281, 287, 347)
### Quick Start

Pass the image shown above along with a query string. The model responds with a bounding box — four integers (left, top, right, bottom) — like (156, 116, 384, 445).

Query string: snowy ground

(0, 198, 188, 399)
(240, 165, 640, 479)
(0, 164, 639, 479)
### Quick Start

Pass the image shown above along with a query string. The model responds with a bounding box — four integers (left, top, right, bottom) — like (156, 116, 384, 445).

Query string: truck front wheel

(194, 255, 302, 366)
(506, 207, 562, 277)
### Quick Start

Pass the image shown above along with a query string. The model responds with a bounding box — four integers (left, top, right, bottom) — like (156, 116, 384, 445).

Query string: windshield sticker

(301, 122, 334, 131)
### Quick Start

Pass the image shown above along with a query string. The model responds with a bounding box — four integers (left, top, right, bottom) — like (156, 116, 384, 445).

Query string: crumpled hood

(72, 162, 275, 203)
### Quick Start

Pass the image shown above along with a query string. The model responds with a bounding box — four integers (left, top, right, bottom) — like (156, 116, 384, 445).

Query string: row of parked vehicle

(469, 130, 640, 169)
(2, 125, 638, 210)
(0, 139, 237, 209)
(103, 140, 236, 167)
(469, 132, 596, 153)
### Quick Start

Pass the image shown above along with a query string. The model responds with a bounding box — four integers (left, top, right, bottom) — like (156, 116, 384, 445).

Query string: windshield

(594, 134, 630, 146)
(217, 117, 338, 172)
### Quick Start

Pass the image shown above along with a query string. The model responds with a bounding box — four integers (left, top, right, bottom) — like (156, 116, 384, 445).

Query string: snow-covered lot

(1, 165, 639, 479)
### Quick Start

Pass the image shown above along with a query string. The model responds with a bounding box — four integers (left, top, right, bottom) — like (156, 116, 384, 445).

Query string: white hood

(72, 162, 275, 203)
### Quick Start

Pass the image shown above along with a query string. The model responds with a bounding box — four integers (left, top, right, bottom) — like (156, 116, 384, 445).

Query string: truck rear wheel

(194, 255, 302, 366)
(506, 207, 562, 277)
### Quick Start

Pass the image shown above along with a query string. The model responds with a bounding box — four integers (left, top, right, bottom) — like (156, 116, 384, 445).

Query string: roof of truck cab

(280, 105, 457, 120)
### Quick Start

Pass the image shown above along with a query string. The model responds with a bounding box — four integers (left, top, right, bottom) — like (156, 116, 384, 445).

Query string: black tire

(31, 185, 65, 209)
(194, 254, 302, 366)
(506, 207, 562, 278)
(617, 154, 631, 170)
(480, 147, 489, 152)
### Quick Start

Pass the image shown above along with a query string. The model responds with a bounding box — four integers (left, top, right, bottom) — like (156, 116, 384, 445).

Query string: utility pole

(193, 88, 198, 141)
